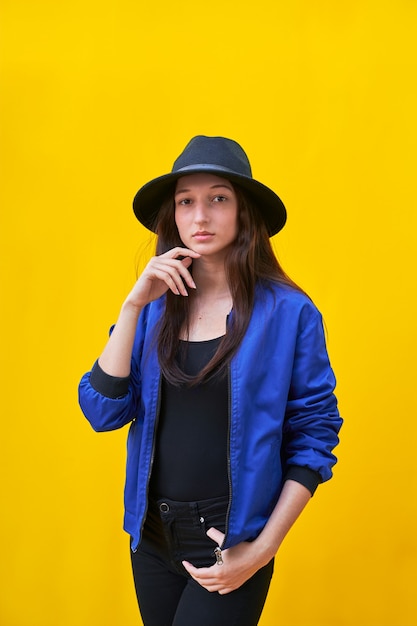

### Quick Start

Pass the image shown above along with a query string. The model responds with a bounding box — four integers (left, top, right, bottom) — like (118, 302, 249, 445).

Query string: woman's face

(174, 173, 238, 258)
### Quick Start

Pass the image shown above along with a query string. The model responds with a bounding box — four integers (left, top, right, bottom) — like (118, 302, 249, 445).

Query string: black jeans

(131, 495, 274, 626)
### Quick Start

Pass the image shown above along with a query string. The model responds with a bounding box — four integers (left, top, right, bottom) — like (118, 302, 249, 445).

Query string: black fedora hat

(133, 136, 287, 236)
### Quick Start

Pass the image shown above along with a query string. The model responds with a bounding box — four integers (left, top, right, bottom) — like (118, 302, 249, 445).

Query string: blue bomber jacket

(78, 282, 342, 552)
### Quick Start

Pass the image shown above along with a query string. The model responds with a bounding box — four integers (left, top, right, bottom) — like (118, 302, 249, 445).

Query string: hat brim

(133, 165, 287, 237)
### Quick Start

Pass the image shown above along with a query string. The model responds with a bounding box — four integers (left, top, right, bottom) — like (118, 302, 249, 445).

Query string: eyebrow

(175, 183, 234, 196)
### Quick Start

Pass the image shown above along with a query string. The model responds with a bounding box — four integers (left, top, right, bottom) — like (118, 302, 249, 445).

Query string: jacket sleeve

(78, 325, 144, 433)
(283, 302, 342, 483)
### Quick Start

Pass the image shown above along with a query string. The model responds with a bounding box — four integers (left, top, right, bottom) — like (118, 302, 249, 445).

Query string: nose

(193, 199, 209, 223)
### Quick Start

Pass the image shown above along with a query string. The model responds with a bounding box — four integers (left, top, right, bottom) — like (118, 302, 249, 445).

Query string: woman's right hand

(125, 247, 201, 310)
(97, 248, 200, 377)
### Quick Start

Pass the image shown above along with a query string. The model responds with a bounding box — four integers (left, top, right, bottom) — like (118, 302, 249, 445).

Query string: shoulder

(255, 280, 319, 317)
(251, 282, 325, 341)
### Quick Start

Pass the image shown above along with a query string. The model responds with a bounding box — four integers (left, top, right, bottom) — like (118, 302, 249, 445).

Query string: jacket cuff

(89, 360, 130, 399)
(284, 466, 322, 496)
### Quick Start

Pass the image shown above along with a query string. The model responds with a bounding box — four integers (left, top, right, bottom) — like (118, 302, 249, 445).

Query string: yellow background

(1, 1, 416, 625)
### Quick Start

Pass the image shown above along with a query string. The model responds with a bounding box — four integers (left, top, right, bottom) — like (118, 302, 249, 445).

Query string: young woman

(79, 136, 342, 626)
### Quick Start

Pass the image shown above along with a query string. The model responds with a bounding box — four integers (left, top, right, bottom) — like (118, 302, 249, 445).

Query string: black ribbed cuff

(89, 360, 130, 399)
(284, 465, 322, 496)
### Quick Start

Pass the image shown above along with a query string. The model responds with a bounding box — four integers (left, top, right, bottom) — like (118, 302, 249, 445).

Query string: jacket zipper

(222, 364, 233, 549)
(133, 374, 162, 552)
(221, 312, 233, 549)
(136, 325, 233, 550)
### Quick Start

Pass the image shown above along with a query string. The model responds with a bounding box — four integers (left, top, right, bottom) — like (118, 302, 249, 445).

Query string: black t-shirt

(149, 337, 229, 501)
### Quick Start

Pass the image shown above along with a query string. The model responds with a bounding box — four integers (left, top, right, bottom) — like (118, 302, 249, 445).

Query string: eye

(212, 195, 227, 203)
(176, 197, 192, 206)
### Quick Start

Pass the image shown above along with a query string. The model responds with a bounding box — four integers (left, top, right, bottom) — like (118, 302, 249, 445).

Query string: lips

(192, 231, 214, 241)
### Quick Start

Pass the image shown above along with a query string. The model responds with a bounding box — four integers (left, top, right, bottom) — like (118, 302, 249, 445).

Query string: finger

(152, 262, 192, 296)
(182, 561, 217, 577)
(182, 561, 225, 584)
(182, 562, 219, 587)
(159, 248, 200, 289)
(164, 247, 201, 260)
(177, 258, 197, 289)
(182, 560, 195, 575)
(155, 258, 197, 292)
(150, 267, 187, 296)
(206, 527, 225, 545)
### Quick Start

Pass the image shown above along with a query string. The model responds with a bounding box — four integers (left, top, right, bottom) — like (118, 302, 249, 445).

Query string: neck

(192, 257, 230, 298)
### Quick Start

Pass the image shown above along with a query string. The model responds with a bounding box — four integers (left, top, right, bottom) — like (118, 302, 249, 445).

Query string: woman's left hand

(182, 527, 269, 595)
(183, 481, 312, 595)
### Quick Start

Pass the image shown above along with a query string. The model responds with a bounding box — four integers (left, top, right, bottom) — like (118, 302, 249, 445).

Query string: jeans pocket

(199, 497, 228, 530)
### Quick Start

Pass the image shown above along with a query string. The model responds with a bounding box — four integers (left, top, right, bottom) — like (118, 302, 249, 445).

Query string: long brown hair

(153, 184, 304, 385)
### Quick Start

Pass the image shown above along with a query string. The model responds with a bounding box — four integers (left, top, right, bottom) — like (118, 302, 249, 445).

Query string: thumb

(206, 526, 225, 546)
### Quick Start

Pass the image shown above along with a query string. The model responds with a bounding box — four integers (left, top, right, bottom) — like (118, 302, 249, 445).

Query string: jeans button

(159, 502, 170, 513)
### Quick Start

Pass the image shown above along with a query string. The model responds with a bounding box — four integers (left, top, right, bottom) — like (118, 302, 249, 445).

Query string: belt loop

(190, 501, 200, 528)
